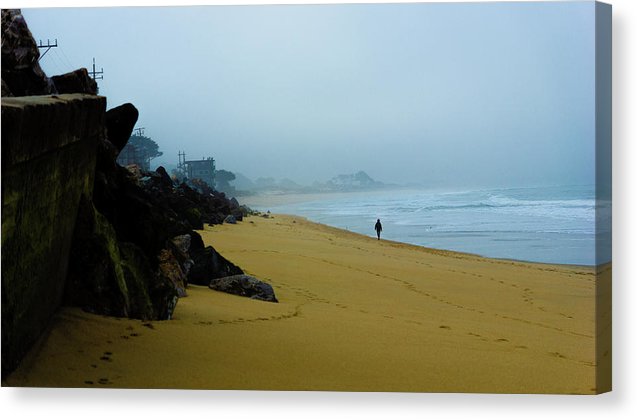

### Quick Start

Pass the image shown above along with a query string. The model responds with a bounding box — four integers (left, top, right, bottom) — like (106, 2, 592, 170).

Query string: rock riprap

(209, 275, 278, 303)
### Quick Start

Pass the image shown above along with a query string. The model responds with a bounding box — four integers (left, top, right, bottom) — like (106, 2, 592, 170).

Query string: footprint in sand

(100, 351, 113, 362)
(439, 325, 451, 330)
(494, 338, 509, 343)
(549, 351, 566, 359)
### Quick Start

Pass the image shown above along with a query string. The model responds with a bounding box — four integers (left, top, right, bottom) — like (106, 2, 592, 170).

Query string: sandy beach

(4, 214, 610, 393)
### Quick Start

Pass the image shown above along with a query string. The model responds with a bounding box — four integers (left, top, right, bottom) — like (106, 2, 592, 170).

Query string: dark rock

(189, 246, 244, 286)
(166, 235, 193, 279)
(184, 207, 204, 229)
(158, 249, 187, 298)
(224, 214, 237, 224)
(155, 166, 174, 188)
(65, 195, 132, 318)
(1, 9, 55, 96)
(65, 196, 180, 320)
(2, 78, 13, 96)
(51, 68, 97, 95)
(171, 234, 191, 254)
(119, 242, 178, 320)
(105, 103, 139, 153)
(189, 230, 206, 252)
(94, 164, 191, 262)
(209, 275, 278, 303)
(66, 105, 186, 320)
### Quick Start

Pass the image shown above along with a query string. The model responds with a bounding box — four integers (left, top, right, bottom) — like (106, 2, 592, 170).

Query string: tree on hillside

(130, 135, 163, 164)
(215, 169, 236, 195)
(118, 135, 163, 170)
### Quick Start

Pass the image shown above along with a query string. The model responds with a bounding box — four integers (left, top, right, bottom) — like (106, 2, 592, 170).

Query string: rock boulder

(188, 246, 244, 286)
(1, 9, 54, 96)
(51, 68, 97, 95)
(209, 275, 278, 303)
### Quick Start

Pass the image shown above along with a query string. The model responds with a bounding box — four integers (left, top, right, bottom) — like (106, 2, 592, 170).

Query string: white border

(1, 1, 635, 419)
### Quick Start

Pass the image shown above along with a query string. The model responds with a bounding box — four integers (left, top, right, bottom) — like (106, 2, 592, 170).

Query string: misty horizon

(23, 2, 598, 190)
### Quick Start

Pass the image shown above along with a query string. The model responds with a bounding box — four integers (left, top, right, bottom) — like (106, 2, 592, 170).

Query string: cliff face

(1, 94, 106, 376)
(0, 9, 54, 97)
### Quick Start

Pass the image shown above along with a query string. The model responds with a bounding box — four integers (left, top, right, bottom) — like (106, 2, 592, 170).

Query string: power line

(46, 49, 63, 74)
(59, 47, 75, 69)
(88, 57, 104, 80)
(36, 39, 57, 61)
(52, 49, 70, 72)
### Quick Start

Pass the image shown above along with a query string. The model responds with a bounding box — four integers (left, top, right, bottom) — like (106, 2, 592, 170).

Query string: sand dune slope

(5, 215, 610, 393)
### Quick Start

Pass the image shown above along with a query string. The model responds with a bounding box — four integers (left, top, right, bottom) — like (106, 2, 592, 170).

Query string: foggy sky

(22, 2, 596, 188)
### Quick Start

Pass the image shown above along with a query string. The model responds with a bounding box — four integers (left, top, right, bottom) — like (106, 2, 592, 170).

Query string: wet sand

(4, 214, 610, 393)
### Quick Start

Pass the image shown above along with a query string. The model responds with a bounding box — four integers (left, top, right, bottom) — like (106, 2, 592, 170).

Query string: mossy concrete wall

(1, 94, 106, 377)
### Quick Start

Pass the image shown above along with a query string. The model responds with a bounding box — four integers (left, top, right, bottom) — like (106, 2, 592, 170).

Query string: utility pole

(133, 127, 145, 137)
(37, 39, 58, 61)
(178, 151, 188, 178)
(88, 57, 103, 80)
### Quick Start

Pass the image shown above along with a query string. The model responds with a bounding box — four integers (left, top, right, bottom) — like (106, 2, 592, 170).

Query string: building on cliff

(178, 153, 216, 188)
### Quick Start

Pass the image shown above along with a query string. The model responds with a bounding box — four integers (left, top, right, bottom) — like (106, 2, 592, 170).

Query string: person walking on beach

(374, 219, 383, 240)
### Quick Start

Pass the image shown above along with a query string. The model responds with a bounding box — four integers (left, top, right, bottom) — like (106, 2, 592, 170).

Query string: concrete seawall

(1, 93, 106, 377)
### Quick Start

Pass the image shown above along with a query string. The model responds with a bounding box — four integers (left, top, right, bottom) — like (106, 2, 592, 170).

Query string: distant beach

(5, 214, 610, 393)
(243, 185, 610, 267)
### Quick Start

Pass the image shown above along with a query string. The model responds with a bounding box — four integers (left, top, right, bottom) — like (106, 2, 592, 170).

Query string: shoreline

(239, 188, 412, 208)
(270, 213, 601, 271)
(5, 214, 610, 393)
(241, 189, 603, 268)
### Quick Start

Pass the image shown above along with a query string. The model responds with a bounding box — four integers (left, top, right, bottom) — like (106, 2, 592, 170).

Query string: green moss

(119, 242, 155, 320)
(92, 205, 130, 313)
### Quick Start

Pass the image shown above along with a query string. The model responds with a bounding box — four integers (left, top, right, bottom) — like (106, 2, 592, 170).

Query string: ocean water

(253, 185, 611, 266)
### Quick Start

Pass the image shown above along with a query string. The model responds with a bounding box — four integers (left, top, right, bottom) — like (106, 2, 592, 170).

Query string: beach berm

(5, 214, 609, 393)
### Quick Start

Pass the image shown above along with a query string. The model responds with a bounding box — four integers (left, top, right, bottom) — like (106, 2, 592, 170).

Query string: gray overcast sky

(22, 1, 595, 188)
